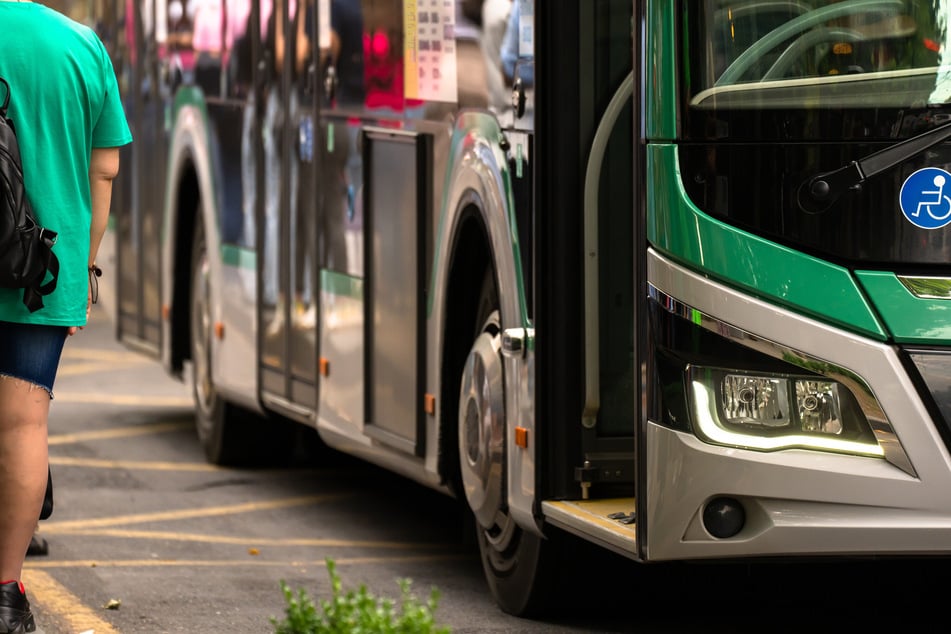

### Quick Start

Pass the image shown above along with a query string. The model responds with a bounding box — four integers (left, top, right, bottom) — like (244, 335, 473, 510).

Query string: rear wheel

(190, 216, 291, 466)
(458, 270, 553, 616)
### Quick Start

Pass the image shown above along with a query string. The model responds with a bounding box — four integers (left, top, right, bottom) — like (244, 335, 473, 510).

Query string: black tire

(461, 268, 555, 616)
(189, 216, 292, 466)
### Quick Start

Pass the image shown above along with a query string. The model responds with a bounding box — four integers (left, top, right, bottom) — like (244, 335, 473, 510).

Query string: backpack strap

(21, 229, 59, 313)
(0, 78, 9, 119)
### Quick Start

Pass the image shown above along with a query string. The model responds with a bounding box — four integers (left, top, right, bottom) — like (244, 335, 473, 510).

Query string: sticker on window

(900, 167, 951, 229)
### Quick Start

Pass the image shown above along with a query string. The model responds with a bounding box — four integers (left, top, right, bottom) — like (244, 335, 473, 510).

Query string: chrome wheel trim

(459, 310, 506, 532)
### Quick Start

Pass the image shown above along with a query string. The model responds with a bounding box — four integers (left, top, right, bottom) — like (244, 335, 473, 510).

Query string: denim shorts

(0, 321, 68, 398)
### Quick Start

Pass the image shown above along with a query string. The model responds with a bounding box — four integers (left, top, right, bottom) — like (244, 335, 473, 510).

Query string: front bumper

(645, 249, 951, 561)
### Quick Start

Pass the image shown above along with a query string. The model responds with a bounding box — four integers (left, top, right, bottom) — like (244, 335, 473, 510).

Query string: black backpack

(0, 77, 58, 312)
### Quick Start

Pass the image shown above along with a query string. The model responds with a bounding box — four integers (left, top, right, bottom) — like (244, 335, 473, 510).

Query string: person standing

(0, 2, 132, 632)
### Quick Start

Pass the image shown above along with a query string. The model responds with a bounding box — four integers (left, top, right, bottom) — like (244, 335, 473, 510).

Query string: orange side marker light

(515, 426, 529, 448)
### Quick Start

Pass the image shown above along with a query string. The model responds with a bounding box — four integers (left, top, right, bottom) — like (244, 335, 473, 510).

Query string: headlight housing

(688, 366, 883, 457)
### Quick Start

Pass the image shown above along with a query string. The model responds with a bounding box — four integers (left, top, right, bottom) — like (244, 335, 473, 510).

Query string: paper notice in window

(404, 0, 458, 103)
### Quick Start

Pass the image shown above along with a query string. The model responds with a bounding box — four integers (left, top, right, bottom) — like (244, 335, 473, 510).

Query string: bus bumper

(644, 249, 951, 561)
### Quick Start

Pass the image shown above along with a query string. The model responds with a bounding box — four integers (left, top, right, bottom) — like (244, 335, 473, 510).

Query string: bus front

(643, 1, 951, 560)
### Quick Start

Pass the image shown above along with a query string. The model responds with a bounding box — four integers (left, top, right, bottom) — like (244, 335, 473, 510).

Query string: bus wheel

(458, 275, 551, 616)
(189, 218, 259, 466)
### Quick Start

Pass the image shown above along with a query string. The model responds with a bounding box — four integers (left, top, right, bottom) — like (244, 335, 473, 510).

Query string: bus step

(542, 498, 636, 559)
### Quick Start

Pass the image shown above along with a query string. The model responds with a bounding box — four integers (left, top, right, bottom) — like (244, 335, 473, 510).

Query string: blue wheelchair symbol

(900, 167, 951, 229)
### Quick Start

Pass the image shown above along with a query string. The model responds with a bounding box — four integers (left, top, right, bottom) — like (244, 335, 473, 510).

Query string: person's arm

(88, 147, 120, 268)
(71, 147, 119, 334)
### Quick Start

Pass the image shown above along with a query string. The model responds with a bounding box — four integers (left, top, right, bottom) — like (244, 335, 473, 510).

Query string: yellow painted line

(61, 348, 146, 362)
(21, 569, 119, 634)
(52, 527, 449, 550)
(53, 392, 193, 407)
(49, 456, 222, 472)
(25, 554, 468, 570)
(43, 495, 348, 532)
(49, 421, 192, 445)
(56, 360, 146, 377)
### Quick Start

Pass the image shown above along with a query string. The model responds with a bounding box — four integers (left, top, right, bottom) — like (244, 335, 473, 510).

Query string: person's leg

(0, 323, 64, 633)
(0, 377, 49, 581)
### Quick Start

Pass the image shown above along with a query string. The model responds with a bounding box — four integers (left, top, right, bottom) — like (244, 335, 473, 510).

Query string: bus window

(190, 0, 225, 94)
(224, 0, 255, 100)
(363, 0, 404, 112)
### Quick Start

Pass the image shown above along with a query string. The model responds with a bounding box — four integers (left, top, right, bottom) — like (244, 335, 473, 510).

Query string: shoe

(0, 581, 35, 633)
(26, 534, 48, 557)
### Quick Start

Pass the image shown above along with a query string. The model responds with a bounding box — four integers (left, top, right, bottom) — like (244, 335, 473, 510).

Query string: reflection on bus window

(364, 0, 403, 111)
(225, 0, 254, 99)
(328, 0, 366, 107)
(691, 0, 947, 109)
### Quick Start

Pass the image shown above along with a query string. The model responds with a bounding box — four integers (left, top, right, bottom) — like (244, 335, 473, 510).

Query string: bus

(81, 0, 951, 616)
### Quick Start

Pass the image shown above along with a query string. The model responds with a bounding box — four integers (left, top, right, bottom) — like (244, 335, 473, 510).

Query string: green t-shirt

(0, 3, 132, 326)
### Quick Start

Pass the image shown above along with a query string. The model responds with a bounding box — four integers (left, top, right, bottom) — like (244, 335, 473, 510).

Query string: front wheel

(458, 271, 553, 616)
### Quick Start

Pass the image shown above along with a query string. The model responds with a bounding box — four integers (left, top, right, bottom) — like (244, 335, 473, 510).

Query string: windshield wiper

(798, 119, 951, 213)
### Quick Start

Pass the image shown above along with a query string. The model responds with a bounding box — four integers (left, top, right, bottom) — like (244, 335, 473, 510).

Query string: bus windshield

(688, 1, 950, 110)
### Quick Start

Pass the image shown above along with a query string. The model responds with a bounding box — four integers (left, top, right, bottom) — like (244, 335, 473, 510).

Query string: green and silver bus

(85, 0, 951, 615)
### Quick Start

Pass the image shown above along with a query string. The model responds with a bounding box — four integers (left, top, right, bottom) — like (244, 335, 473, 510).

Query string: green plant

(271, 558, 451, 634)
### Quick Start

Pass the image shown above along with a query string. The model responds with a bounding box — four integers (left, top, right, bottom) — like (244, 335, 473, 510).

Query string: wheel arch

(438, 201, 494, 497)
(433, 113, 535, 529)
(162, 101, 220, 380)
(168, 161, 200, 377)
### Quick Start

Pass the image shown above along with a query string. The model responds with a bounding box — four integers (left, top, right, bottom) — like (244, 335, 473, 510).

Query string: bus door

(578, 0, 636, 497)
(537, 1, 635, 502)
(118, 0, 169, 355)
(257, 0, 321, 420)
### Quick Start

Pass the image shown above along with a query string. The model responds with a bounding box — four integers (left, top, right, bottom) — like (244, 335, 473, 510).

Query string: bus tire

(459, 269, 553, 616)
(189, 216, 278, 466)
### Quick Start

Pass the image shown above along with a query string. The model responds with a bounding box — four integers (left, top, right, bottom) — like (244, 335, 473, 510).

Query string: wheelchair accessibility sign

(900, 167, 951, 229)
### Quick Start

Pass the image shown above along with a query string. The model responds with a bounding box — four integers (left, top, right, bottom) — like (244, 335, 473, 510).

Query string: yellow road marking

(21, 569, 119, 634)
(49, 527, 448, 550)
(53, 393, 193, 407)
(49, 456, 222, 471)
(25, 554, 467, 570)
(56, 360, 146, 377)
(49, 421, 192, 445)
(43, 495, 347, 532)
(61, 348, 146, 363)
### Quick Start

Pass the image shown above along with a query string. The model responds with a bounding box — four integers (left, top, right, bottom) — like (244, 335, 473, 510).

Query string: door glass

(261, 0, 287, 369)
(595, 0, 634, 437)
(290, 0, 319, 379)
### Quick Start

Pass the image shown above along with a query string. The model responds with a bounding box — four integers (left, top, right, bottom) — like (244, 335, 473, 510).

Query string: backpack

(0, 77, 59, 312)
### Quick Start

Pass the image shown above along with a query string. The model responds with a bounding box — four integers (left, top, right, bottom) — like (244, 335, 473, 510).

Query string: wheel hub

(459, 323, 505, 530)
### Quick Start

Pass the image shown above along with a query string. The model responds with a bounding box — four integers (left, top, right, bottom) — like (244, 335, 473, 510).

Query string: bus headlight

(688, 366, 883, 458)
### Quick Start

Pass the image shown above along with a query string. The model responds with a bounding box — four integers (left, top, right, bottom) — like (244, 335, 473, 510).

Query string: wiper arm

(798, 119, 951, 213)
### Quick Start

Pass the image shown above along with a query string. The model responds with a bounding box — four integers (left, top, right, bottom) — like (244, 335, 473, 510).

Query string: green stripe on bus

(855, 271, 951, 344)
(647, 144, 886, 341)
(320, 270, 363, 300)
(220, 244, 255, 270)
